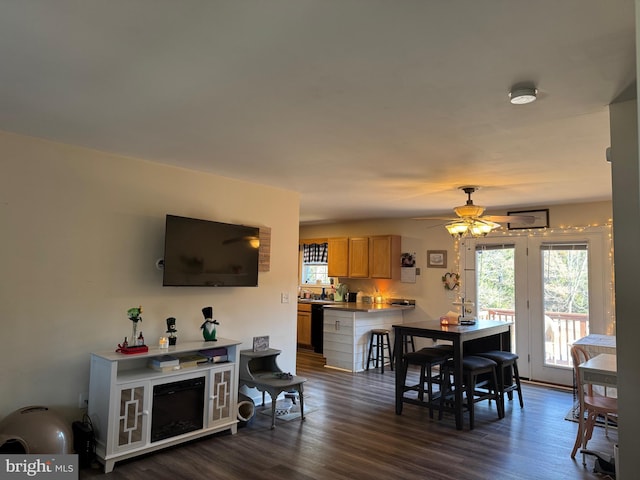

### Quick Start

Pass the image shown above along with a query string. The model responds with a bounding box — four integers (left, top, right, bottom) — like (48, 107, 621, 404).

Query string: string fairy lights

(451, 221, 616, 333)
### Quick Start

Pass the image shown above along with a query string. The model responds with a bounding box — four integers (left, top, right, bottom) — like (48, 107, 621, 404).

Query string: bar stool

(403, 335, 416, 354)
(439, 355, 504, 429)
(402, 345, 453, 417)
(366, 329, 393, 373)
(475, 350, 524, 412)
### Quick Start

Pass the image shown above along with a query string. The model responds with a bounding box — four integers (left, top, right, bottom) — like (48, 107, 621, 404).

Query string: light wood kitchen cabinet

(328, 237, 349, 277)
(348, 237, 370, 278)
(370, 235, 401, 279)
(326, 235, 401, 279)
(297, 303, 312, 347)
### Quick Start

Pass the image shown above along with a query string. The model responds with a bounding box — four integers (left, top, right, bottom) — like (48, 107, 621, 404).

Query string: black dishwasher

(311, 304, 324, 354)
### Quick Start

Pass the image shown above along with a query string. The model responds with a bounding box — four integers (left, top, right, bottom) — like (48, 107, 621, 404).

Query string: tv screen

(162, 215, 260, 287)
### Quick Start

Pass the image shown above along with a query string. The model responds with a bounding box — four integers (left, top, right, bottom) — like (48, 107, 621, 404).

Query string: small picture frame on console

(253, 335, 270, 352)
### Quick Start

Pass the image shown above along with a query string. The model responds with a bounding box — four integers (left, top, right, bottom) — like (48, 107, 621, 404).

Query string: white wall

(300, 201, 613, 325)
(610, 95, 639, 478)
(0, 131, 300, 423)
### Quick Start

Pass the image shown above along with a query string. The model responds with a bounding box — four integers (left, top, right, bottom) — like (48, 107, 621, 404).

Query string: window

(541, 242, 589, 368)
(302, 263, 329, 285)
(300, 242, 330, 285)
(476, 244, 515, 321)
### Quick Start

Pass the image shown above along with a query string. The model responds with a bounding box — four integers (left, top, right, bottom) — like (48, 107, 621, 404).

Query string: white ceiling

(0, 1, 635, 224)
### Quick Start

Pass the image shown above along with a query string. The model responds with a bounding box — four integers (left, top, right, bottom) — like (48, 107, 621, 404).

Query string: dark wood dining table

(393, 319, 513, 430)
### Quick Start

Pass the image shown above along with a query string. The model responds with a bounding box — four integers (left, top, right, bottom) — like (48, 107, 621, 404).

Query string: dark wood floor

(81, 350, 617, 479)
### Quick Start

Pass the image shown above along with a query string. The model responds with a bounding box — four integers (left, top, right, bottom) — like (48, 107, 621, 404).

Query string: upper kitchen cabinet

(348, 237, 370, 278)
(370, 235, 401, 279)
(328, 237, 349, 277)
(327, 235, 401, 280)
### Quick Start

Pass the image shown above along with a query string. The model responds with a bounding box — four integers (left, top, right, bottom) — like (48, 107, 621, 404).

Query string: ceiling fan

(415, 186, 535, 237)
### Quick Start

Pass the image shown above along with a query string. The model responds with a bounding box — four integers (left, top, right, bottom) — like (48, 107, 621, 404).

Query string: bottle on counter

(320, 287, 326, 300)
(137, 331, 144, 346)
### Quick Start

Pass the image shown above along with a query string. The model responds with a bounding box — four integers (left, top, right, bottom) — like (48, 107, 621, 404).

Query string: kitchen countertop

(323, 302, 414, 312)
(297, 299, 337, 305)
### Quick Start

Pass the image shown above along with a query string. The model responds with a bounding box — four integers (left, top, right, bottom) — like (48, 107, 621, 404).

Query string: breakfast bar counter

(324, 302, 415, 313)
(322, 302, 414, 372)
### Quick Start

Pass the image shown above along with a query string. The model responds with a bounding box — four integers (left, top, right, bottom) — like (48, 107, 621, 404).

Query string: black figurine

(166, 317, 177, 345)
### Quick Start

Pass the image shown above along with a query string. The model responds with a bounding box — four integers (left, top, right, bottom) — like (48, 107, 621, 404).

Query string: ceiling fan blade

(424, 222, 449, 229)
(415, 187, 537, 227)
(483, 215, 535, 224)
(412, 216, 456, 221)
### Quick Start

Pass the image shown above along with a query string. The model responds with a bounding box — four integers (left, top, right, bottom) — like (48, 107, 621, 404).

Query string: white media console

(88, 338, 240, 473)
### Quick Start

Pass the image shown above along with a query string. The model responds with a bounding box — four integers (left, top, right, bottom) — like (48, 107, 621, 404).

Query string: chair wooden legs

(570, 404, 585, 461)
(571, 408, 603, 466)
(571, 406, 615, 465)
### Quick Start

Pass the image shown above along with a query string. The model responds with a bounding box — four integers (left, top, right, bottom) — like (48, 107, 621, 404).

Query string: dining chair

(570, 345, 618, 464)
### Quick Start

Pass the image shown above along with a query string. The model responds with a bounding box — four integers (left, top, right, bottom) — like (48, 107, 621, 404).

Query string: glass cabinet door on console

(114, 382, 149, 453)
(208, 364, 235, 427)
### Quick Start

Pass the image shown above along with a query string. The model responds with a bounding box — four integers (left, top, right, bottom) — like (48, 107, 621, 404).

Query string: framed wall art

(507, 209, 549, 230)
(427, 250, 447, 268)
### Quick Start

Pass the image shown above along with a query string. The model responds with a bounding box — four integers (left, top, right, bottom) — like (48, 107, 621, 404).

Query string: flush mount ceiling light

(509, 86, 537, 105)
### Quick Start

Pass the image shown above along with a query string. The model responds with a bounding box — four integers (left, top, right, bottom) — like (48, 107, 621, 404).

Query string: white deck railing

(481, 308, 589, 368)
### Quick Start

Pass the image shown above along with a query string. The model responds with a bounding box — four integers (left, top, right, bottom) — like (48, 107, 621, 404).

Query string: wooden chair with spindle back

(570, 344, 618, 465)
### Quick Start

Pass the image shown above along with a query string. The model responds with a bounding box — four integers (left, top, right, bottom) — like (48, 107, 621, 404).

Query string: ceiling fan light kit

(445, 221, 471, 237)
(445, 218, 499, 238)
(509, 86, 537, 105)
(444, 187, 500, 237)
(444, 186, 501, 238)
(414, 185, 535, 237)
(453, 204, 485, 218)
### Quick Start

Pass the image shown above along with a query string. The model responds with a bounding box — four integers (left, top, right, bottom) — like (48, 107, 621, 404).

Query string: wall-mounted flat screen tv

(163, 214, 260, 287)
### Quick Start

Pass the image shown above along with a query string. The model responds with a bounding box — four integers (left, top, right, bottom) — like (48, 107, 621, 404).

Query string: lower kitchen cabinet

(297, 303, 312, 347)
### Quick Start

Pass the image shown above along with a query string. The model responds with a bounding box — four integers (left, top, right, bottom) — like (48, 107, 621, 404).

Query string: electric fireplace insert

(151, 376, 205, 443)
